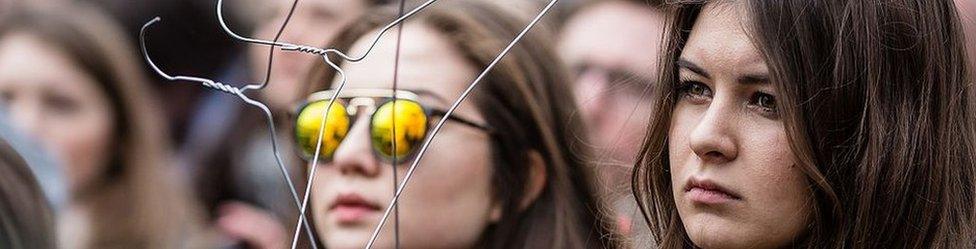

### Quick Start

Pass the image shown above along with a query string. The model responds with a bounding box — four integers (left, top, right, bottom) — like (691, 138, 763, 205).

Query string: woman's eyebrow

(677, 58, 711, 79)
(677, 58, 768, 85)
(402, 88, 450, 105)
(737, 74, 769, 85)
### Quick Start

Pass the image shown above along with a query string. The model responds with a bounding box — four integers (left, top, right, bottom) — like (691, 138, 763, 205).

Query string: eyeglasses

(294, 89, 492, 164)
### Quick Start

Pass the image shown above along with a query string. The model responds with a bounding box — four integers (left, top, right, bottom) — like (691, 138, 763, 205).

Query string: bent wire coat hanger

(139, 0, 560, 248)
(138, 18, 321, 249)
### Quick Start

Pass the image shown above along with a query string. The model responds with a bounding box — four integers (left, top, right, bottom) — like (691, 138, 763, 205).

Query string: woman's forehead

(681, 2, 765, 74)
(331, 24, 477, 106)
(0, 34, 98, 92)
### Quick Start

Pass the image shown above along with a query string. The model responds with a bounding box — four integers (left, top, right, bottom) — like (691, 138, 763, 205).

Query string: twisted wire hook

(363, 1, 560, 248)
(140, 18, 319, 249)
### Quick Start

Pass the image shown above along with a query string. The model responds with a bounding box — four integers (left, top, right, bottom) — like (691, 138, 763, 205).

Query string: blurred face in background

(0, 33, 115, 195)
(250, 0, 369, 110)
(558, 0, 665, 164)
(309, 24, 498, 249)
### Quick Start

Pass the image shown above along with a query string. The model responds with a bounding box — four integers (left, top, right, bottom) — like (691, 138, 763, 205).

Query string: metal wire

(390, 0, 409, 248)
(216, 0, 298, 91)
(139, 18, 319, 249)
(289, 54, 346, 249)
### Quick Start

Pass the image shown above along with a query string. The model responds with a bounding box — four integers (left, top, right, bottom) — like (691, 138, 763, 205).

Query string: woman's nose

(9, 98, 44, 138)
(687, 99, 738, 164)
(331, 114, 382, 177)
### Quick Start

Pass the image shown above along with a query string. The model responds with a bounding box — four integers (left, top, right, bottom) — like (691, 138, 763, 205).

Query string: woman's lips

(684, 178, 742, 204)
(330, 193, 381, 224)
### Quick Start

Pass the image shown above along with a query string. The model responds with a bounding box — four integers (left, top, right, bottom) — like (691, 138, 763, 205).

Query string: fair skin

(668, 3, 812, 249)
(250, 0, 368, 110)
(558, 0, 664, 164)
(0, 33, 114, 196)
(310, 23, 498, 249)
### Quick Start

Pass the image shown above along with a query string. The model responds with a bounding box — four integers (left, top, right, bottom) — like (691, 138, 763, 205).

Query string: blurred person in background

(556, 0, 665, 237)
(0, 3, 209, 248)
(0, 126, 56, 249)
(299, 1, 620, 248)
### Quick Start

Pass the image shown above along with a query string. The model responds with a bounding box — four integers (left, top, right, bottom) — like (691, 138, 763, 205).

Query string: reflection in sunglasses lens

(372, 100, 428, 162)
(295, 100, 350, 161)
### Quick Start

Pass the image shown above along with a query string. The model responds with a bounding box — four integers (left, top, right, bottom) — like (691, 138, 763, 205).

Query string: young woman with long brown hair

(296, 1, 620, 248)
(0, 3, 208, 248)
(633, 0, 975, 248)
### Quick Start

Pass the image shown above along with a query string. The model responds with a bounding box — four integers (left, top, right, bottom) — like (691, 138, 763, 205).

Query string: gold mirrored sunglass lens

(371, 100, 428, 159)
(296, 100, 350, 160)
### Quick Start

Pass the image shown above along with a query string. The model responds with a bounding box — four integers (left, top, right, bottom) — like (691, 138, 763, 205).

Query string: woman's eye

(44, 93, 80, 115)
(0, 90, 12, 104)
(678, 81, 712, 102)
(750, 92, 778, 115)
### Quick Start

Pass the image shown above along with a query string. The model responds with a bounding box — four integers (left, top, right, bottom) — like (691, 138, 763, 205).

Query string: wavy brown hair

(0, 3, 207, 248)
(304, 1, 620, 248)
(634, 0, 976, 248)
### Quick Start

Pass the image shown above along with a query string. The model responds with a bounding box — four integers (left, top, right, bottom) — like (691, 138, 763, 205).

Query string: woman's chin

(323, 233, 371, 249)
(683, 216, 757, 249)
(322, 226, 395, 249)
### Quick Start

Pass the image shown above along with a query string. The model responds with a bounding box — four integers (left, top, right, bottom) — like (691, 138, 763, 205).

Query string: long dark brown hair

(0, 3, 207, 248)
(304, 1, 619, 248)
(633, 0, 976, 248)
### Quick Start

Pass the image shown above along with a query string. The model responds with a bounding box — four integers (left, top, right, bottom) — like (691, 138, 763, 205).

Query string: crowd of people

(0, 0, 975, 248)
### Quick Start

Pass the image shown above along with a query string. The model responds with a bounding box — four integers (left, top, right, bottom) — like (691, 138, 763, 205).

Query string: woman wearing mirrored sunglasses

(296, 1, 620, 248)
(633, 0, 975, 248)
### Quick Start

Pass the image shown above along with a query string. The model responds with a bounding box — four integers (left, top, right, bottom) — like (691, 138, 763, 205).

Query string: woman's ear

(519, 151, 547, 210)
(488, 151, 548, 223)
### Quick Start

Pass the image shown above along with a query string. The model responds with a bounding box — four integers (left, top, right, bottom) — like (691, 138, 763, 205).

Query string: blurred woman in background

(556, 0, 665, 238)
(298, 1, 620, 248)
(634, 0, 975, 248)
(0, 3, 208, 248)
